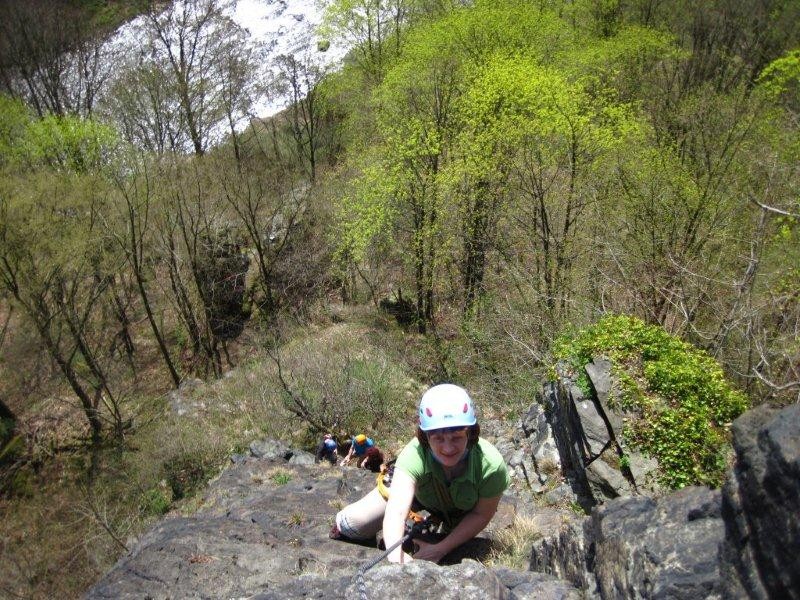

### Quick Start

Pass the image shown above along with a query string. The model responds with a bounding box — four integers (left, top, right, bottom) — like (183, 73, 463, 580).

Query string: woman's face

(427, 427, 469, 468)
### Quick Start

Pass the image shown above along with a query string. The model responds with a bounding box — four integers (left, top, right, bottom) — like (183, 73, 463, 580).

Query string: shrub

(269, 468, 293, 486)
(271, 327, 414, 441)
(139, 488, 171, 517)
(162, 451, 220, 500)
(553, 314, 748, 488)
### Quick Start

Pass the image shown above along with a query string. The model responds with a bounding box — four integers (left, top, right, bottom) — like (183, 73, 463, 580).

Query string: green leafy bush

(269, 469, 293, 486)
(554, 314, 748, 488)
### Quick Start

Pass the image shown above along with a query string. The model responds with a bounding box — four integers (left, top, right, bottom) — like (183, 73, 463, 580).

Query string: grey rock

(544, 484, 577, 506)
(288, 450, 315, 465)
(251, 559, 581, 599)
(86, 461, 384, 599)
(509, 448, 526, 467)
(585, 357, 622, 433)
(720, 403, 800, 600)
(87, 452, 574, 600)
(530, 480, 546, 494)
(592, 487, 723, 600)
(584, 358, 612, 399)
(524, 402, 561, 473)
(531, 486, 725, 600)
(533, 438, 560, 462)
(530, 512, 592, 594)
(627, 451, 660, 491)
(571, 392, 610, 457)
(494, 567, 583, 600)
(585, 454, 631, 499)
(168, 377, 205, 416)
(569, 384, 585, 403)
(249, 438, 290, 460)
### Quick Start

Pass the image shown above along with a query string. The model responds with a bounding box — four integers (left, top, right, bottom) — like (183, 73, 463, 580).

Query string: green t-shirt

(394, 437, 510, 529)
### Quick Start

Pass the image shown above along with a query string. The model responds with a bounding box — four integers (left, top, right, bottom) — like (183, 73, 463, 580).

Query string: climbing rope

(354, 517, 429, 600)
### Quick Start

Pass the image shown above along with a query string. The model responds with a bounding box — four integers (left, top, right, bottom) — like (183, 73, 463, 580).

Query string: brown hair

(416, 424, 480, 449)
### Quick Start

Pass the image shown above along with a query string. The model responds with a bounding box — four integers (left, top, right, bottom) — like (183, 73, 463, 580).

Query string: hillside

(0, 0, 798, 597)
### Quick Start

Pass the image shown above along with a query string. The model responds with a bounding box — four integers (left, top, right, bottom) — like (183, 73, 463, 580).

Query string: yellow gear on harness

(376, 468, 431, 525)
(376, 469, 390, 500)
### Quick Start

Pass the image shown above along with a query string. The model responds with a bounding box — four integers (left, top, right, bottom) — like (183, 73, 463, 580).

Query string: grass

(486, 516, 544, 571)
(269, 468, 293, 486)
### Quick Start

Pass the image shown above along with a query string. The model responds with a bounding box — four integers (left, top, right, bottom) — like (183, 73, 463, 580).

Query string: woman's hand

(410, 539, 446, 563)
(387, 550, 414, 564)
(414, 495, 503, 562)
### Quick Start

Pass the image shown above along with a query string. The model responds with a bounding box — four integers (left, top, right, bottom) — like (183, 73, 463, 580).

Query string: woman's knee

(334, 488, 387, 540)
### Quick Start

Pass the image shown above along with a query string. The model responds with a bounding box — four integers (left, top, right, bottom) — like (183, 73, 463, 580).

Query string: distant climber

(315, 433, 339, 464)
(330, 384, 510, 564)
(360, 446, 385, 472)
(340, 434, 383, 471)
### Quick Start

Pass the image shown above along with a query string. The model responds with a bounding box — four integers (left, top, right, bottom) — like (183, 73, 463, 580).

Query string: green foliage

(162, 451, 220, 501)
(757, 49, 800, 100)
(0, 94, 32, 164)
(0, 97, 118, 173)
(554, 314, 748, 488)
(335, 159, 399, 265)
(270, 470, 293, 486)
(619, 453, 630, 470)
(22, 114, 119, 173)
(138, 488, 171, 517)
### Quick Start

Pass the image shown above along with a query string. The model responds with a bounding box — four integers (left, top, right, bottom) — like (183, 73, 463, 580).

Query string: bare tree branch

(750, 195, 800, 219)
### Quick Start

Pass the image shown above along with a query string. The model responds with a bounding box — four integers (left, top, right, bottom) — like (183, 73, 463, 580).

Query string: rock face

(543, 358, 664, 506)
(253, 561, 581, 600)
(86, 440, 580, 600)
(719, 403, 800, 600)
(530, 487, 725, 599)
(86, 456, 380, 599)
(529, 401, 800, 600)
(86, 401, 799, 600)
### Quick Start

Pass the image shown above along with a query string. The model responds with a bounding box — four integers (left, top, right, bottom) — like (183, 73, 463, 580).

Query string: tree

(0, 170, 119, 441)
(455, 53, 639, 323)
(107, 153, 183, 387)
(0, 0, 115, 117)
(217, 155, 304, 314)
(275, 52, 329, 182)
(0, 105, 135, 440)
(320, 0, 403, 82)
(108, 0, 262, 156)
(154, 156, 249, 376)
(102, 61, 185, 155)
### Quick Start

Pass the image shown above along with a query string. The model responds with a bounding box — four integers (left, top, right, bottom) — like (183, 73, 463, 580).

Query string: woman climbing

(330, 383, 509, 564)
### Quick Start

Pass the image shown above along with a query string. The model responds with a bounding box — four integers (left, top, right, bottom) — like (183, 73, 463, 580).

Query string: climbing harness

(376, 463, 393, 500)
(353, 515, 434, 600)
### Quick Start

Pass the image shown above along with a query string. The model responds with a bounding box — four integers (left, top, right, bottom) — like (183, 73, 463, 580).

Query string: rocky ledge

(85, 439, 579, 599)
(86, 401, 799, 599)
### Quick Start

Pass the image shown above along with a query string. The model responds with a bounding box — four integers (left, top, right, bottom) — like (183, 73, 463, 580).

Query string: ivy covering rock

(553, 315, 748, 488)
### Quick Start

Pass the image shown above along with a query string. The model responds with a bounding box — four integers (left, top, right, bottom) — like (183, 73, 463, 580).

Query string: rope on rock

(353, 517, 428, 600)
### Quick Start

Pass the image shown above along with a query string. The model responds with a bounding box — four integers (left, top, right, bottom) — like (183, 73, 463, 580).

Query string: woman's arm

(382, 467, 416, 563)
(412, 495, 502, 563)
(340, 445, 354, 465)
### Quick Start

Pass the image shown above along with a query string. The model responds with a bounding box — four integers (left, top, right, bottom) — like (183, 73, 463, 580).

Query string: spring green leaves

(555, 315, 748, 489)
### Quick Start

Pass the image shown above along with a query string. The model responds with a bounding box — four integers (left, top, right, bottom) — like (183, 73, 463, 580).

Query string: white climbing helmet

(418, 384, 477, 431)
